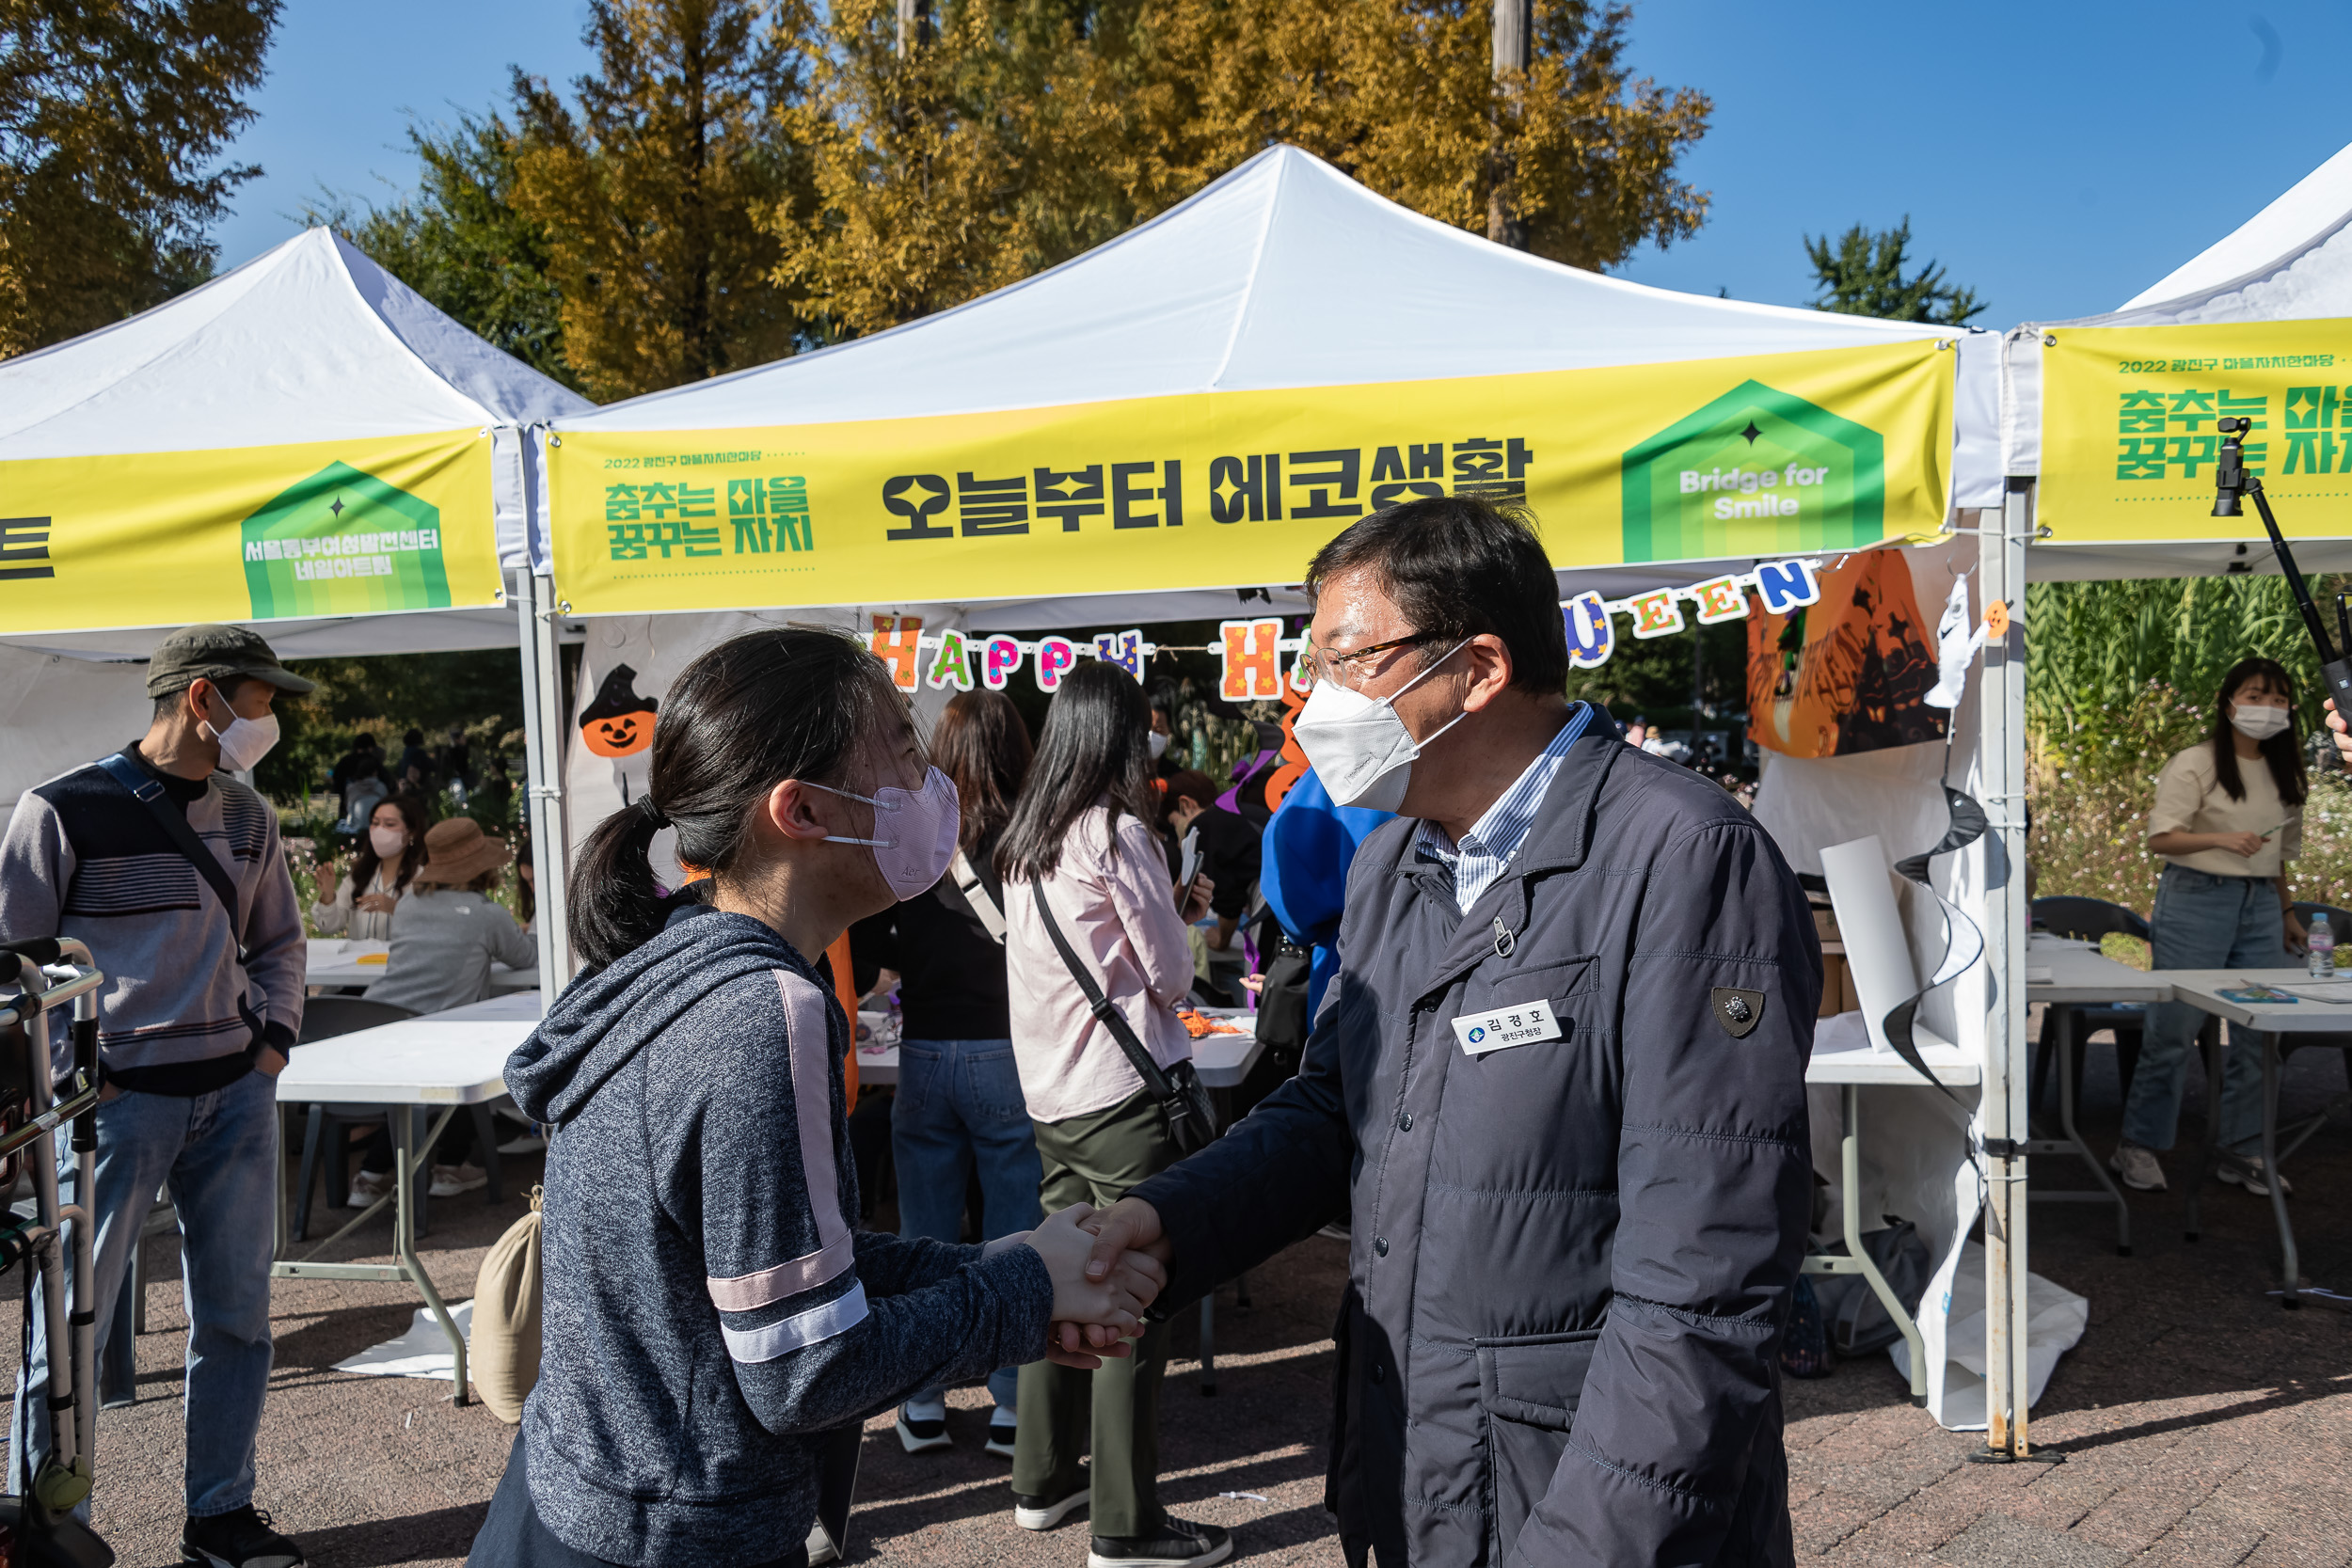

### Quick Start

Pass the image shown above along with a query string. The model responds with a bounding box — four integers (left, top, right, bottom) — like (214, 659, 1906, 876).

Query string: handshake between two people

(993, 1197, 1170, 1370)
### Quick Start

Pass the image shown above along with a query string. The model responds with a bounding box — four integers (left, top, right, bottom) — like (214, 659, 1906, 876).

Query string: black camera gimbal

(2214, 415, 2352, 721)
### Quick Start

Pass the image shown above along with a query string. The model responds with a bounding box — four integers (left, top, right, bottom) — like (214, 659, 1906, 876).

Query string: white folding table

(305, 938, 535, 994)
(2023, 936, 2174, 1256)
(271, 990, 540, 1401)
(2154, 969, 2352, 1309)
(1803, 1028, 1980, 1403)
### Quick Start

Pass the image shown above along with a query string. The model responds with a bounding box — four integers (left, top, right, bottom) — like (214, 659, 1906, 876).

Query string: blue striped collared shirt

(1414, 703, 1596, 911)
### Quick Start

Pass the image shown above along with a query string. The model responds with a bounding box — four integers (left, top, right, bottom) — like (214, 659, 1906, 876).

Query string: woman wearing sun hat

(353, 816, 536, 1196)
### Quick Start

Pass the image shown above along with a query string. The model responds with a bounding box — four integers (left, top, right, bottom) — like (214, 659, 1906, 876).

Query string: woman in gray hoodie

(470, 629, 1167, 1568)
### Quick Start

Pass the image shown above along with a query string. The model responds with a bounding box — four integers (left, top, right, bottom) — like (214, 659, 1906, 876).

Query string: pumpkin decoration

(580, 664, 659, 759)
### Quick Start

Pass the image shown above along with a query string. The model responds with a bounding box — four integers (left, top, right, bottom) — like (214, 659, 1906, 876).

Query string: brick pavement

(13, 1034, 2350, 1566)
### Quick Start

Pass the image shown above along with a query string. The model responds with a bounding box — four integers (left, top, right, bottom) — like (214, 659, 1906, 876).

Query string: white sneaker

(2219, 1155, 2294, 1197)
(346, 1168, 394, 1208)
(2109, 1143, 2166, 1192)
(428, 1163, 487, 1198)
(896, 1403, 951, 1452)
(496, 1132, 547, 1155)
(985, 1414, 1017, 1459)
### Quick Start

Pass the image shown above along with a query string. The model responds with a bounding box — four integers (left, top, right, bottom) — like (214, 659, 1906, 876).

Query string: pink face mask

(805, 767, 961, 901)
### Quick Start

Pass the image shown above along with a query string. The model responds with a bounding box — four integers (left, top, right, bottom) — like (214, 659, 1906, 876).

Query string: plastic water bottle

(2310, 911, 2334, 978)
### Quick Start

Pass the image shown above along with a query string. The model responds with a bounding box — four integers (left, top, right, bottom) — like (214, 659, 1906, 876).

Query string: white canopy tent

(2005, 138, 2352, 578)
(0, 227, 593, 825)
(525, 146, 2016, 1429)
(1964, 136, 2352, 1455)
(541, 144, 2006, 606)
(0, 226, 588, 580)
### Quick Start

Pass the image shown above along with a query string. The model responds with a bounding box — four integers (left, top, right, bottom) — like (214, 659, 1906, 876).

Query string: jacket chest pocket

(1435, 958, 1607, 1161)
(1477, 1329, 1598, 1563)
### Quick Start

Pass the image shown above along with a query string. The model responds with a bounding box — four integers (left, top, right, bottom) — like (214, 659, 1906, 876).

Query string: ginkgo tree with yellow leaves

(333, 0, 1709, 393)
(772, 0, 1714, 340)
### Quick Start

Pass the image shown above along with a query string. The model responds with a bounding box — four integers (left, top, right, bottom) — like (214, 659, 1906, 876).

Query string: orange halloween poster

(1745, 548, 1945, 759)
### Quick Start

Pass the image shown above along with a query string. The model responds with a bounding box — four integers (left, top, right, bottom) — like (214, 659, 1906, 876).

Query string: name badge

(1451, 1000, 1561, 1055)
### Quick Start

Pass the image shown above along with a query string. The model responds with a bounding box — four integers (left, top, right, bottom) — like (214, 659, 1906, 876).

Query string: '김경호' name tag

(1451, 1000, 1561, 1055)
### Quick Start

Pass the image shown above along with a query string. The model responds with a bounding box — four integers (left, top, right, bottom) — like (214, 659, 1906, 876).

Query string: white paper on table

(2275, 981, 2352, 1004)
(1820, 835, 1918, 1054)
(333, 1301, 473, 1383)
(1178, 827, 1201, 892)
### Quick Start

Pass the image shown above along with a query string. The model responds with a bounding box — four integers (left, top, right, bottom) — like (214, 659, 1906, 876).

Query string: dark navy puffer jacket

(507, 905, 1052, 1565)
(1134, 725, 1820, 1568)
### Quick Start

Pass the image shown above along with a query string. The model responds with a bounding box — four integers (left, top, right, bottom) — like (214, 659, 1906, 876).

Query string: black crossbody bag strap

(1030, 885, 1177, 1099)
(96, 752, 250, 967)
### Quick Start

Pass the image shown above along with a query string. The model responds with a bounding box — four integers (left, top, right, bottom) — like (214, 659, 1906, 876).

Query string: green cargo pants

(1012, 1087, 1175, 1540)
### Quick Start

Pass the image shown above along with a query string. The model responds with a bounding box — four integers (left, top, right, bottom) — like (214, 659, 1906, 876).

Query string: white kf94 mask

(1292, 640, 1471, 813)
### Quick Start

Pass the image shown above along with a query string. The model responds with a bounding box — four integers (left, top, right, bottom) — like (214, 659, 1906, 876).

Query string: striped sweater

(0, 746, 304, 1085)
(505, 904, 1052, 1565)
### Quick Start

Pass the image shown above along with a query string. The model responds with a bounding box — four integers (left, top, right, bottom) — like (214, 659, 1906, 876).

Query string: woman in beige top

(2118, 657, 2308, 1198)
(311, 794, 426, 941)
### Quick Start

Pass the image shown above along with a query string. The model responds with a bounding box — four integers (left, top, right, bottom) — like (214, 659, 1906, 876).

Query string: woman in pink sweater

(994, 660, 1226, 1568)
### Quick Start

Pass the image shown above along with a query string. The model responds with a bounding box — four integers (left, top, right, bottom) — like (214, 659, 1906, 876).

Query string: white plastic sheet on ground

(1892, 1241, 2089, 1431)
(333, 1300, 474, 1383)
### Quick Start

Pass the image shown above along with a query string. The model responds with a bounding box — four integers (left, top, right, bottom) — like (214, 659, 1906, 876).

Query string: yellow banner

(0, 430, 502, 636)
(548, 341, 1954, 615)
(2042, 321, 2352, 540)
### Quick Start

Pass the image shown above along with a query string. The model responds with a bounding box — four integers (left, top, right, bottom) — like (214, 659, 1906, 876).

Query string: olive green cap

(145, 624, 316, 700)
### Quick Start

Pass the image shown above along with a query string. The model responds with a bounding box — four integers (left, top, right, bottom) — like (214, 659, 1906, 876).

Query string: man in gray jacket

(1, 625, 311, 1568)
(1076, 497, 1820, 1566)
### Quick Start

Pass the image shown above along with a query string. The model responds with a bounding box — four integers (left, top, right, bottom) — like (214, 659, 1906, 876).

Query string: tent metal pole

(518, 571, 573, 1006)
(2003, 482, 2035, 1455)
(1976, 477, 2034, 1458)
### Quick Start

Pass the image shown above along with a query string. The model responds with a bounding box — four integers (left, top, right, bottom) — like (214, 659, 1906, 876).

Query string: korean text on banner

(547, 342, 1954, 614)
(0, 430, 503, 635)
(2040, 321, 2352, 541)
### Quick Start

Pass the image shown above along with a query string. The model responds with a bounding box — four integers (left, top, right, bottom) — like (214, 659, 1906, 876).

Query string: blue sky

(218, 1, 2352, 325)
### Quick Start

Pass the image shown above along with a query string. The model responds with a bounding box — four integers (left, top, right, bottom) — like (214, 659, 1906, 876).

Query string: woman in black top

(850, 689, 1041, 1458)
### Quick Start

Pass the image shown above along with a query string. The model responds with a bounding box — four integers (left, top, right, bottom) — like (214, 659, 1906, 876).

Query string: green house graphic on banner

(241, 462, 453, 620)
(1620, 380, 1886, 563)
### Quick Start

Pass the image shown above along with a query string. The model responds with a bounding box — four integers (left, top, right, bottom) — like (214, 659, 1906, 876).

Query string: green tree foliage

(0, 0, 279, 356)
(2026, 576, 2352, 912)
(774, 0, 1711, 339)
(1804, 215, 1983, 326)
(2026, 576, 2331, 743)
(509, 0, 817, 400)
(330, 113, 578, 392)
(256, 648, 529, 809)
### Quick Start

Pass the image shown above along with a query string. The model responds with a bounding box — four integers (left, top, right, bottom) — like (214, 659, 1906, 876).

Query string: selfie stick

(2213, 415, 2352, 721)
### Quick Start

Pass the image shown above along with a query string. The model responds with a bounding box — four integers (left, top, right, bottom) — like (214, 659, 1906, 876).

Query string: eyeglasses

(1295, 633, 1435, 691)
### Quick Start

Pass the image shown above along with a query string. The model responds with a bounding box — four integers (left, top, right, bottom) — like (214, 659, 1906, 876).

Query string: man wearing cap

(0, 625, 312, 1568)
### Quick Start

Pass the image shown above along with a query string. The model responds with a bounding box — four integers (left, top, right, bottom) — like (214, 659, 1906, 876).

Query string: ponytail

(568, 803, 679, 972)
(565, 628, 889, 970)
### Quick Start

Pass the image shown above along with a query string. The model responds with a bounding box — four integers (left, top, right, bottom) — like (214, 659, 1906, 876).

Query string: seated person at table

(311, 793, 426, 942)
(349, 817, 533, 1201)
(466, 627, 1164, 1568)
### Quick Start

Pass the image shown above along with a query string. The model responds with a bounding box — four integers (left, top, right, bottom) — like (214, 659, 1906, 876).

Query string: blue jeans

(12, 1069, 279, 1516)
(2127, 865, 2282, 1155)
(892, 1038, 1042, 1414)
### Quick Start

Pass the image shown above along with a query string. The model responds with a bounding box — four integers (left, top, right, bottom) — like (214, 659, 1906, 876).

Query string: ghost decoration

(1924, 577, 1985, 710)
